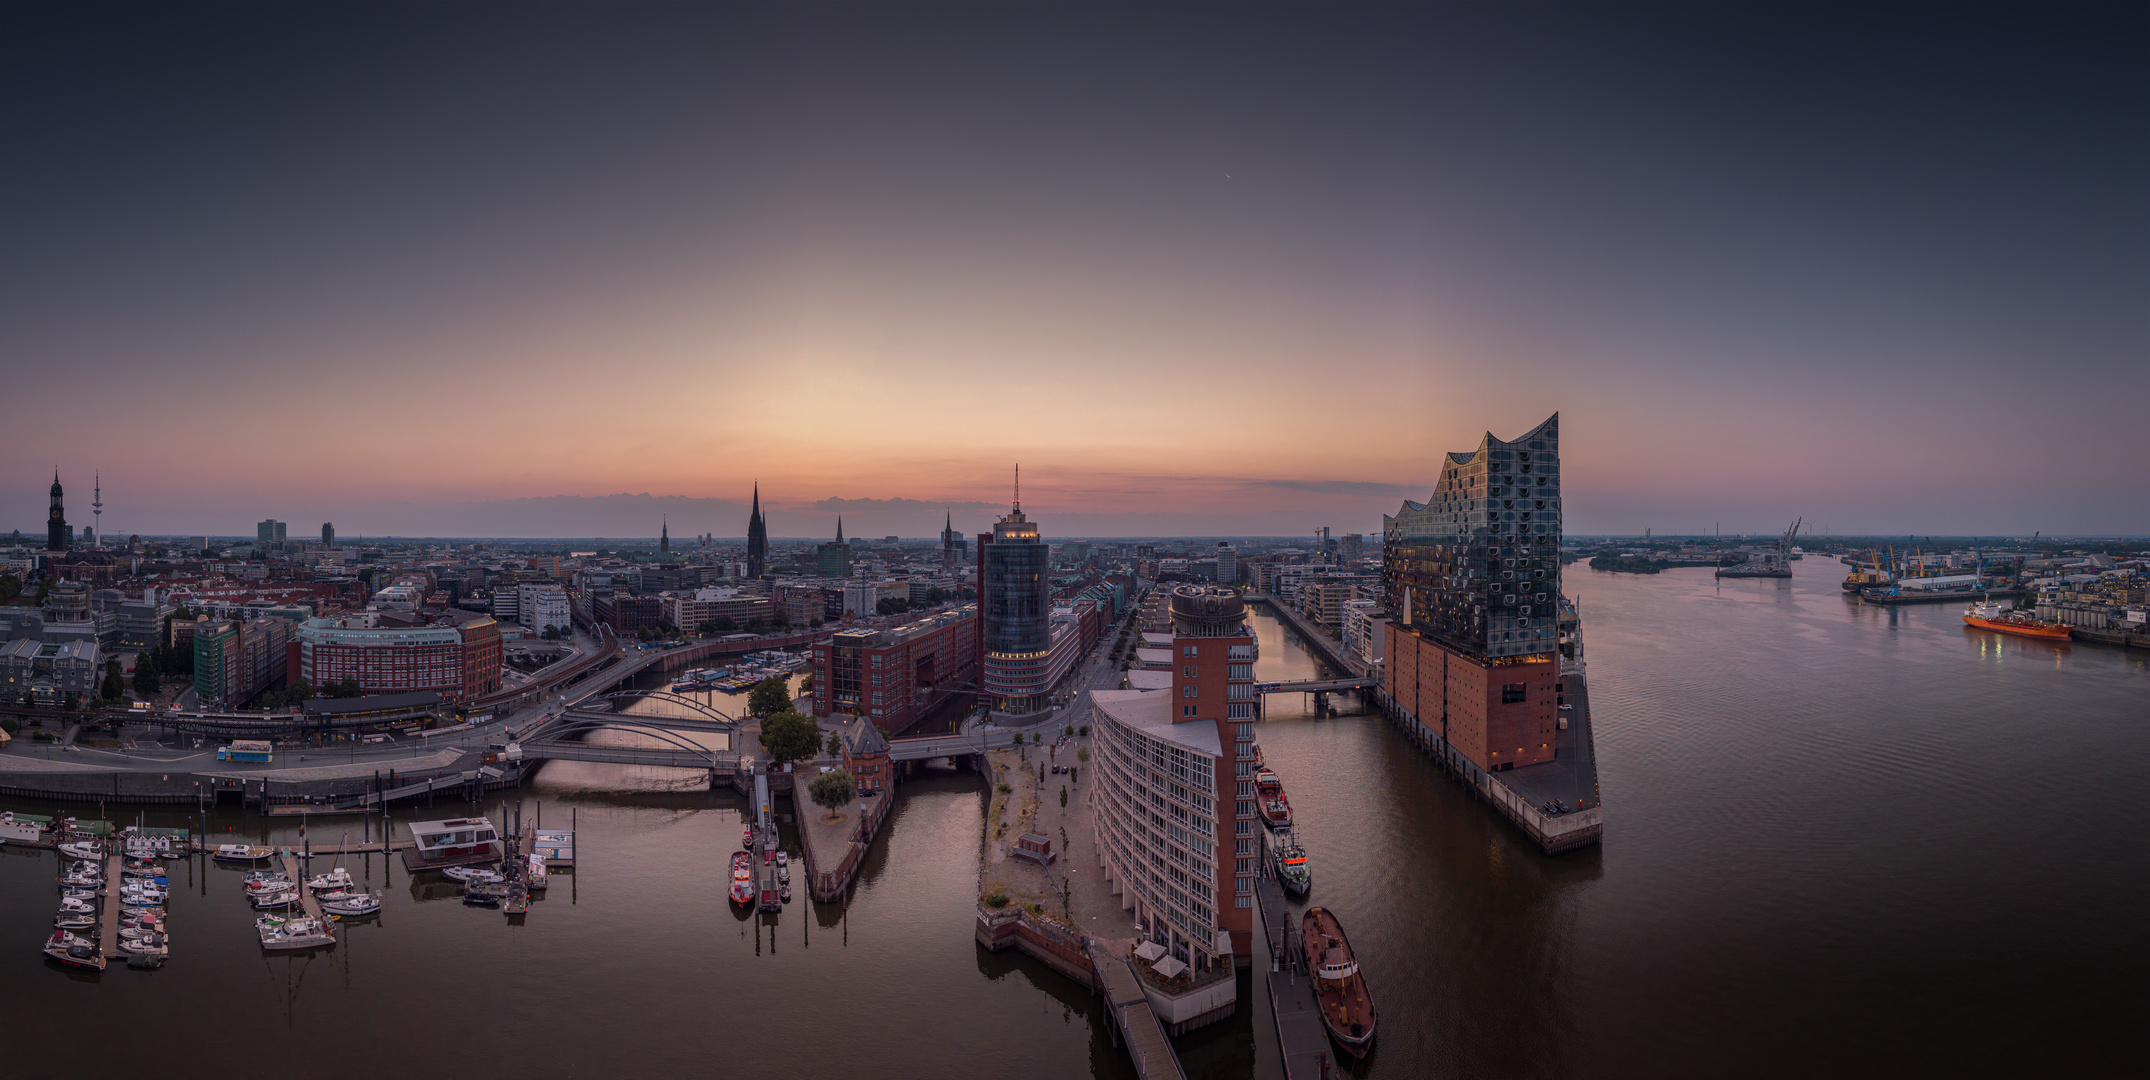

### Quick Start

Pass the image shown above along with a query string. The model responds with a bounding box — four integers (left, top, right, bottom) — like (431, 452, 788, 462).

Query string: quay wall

(793, 779, 892, 903)
(1373, 686, 1603, 855)
(2069, 627, 2150, 650)
(975, 907, 1097, 991)
(0, 759, 520, 809)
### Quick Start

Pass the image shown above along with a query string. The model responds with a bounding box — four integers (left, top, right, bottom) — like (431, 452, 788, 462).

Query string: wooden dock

(1094, 953, 1188, 1080)
(278, 853, 326, 921)
(98, 853, 123, 959)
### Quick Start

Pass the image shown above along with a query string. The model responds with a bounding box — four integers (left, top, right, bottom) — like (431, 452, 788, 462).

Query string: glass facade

(1383, 413, 1563, 660)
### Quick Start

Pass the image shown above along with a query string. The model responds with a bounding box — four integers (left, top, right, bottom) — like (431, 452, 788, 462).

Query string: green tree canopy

(746, 676, 791, 719)
(809, 767, 855, 819)
(133, 662, 161, 696)
(757, 709, 822, 766)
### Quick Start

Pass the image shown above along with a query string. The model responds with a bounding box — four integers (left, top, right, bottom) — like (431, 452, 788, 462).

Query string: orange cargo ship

(1963, 602, 2072, 642)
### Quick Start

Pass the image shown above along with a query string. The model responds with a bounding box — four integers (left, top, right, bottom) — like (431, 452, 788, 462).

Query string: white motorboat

(60, 885, 101, 901)
(440, 865, 502, 885)
(214, 844, 274, 862)
(122, 864, 165, 880)
(53, 912, 97, 931)
(43, 931, 103, 970)
(255, 913, 291, 932)
(118, 910, 163, 930)
(118, 933, 168, 957)
(244, 876, 293, 895)
(260, 917, 334, 950)
(776, 861, 790, 884)
(57, 841, 102, 860)
(775, 850, 789, 870)
(525, 854, 549, 892)
(58, 896, 96, 915)
(306, 867, 354, 893)
(319, 891, 382, 917)
(68, 859, 102, 875)
(120, 884, 168, 902)
(118, 924, 162, 942)
(249, 888, 300, 910)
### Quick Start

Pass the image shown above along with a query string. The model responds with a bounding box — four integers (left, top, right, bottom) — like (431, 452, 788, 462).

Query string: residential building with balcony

(1089, 585, 1260, 1020)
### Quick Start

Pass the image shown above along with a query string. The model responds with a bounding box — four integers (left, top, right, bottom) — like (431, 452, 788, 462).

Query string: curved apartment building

(1090, 586, 1260, 983)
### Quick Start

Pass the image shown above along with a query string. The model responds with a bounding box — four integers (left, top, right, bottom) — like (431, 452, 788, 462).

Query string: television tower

(91, 472, 103, 549)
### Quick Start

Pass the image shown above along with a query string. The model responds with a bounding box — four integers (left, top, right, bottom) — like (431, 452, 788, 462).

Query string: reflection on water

(1254, 560, 2146, 1078)
(2, 571, 2141, 1077)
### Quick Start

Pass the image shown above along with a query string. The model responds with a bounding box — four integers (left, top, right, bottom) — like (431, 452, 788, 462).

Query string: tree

(826, 731, 843, 756)
(798, 673, 814, 692)
(1075, 746, 1090, 764)
(0, 573, 20, 604)
(747, 676, 791, 719)
(924, 586, 946, 606)
(757, 710, 821, 766)
(132, 662, 161, 696)
(101, 659, 125, 703)
(808, 768, 855, 822)
(1060, 785, 1068, 808)
(696, 620, 721, 638)
(711, 615, 735, 634)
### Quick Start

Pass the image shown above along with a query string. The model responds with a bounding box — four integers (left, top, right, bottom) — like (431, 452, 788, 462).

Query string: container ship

(1963, 601, 2072, 642)
(1302, 906, 1376, 1057)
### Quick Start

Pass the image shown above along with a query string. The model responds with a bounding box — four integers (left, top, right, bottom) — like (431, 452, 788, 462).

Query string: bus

(216, 740, 274, 763)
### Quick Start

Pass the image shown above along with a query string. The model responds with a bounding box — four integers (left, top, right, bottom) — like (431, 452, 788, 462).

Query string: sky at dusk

(3, 3, 2145, 539)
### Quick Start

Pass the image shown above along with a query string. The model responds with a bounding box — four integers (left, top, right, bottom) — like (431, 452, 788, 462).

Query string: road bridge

(516, 740, 738, 771)
(885, 728, 1025, 762)
(1255, 675, 1376, 692)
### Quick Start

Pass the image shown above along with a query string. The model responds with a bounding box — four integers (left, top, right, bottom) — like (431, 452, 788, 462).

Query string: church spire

(835, 516, 844, 542)
(660, 516, 669, 553)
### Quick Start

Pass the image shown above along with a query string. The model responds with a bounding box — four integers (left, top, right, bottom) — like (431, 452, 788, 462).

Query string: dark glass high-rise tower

(979, 471, 1051, 712)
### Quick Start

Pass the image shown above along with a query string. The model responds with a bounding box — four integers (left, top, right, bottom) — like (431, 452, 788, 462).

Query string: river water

(4, 561, 2144, 1077)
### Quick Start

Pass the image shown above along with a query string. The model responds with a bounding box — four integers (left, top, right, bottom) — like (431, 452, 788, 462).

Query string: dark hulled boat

(1301, 906, 1375, 1057)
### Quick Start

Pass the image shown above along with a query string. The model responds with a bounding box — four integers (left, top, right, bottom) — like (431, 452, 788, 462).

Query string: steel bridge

(1253, 677, 1377, 694)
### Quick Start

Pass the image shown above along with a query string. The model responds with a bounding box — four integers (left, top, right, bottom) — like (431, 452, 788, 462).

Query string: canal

(4, 560, 2145, 1077)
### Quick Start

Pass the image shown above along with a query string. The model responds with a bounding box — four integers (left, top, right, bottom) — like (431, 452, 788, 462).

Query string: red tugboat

(1256, 768, 1292, 831)
(728, 851, 754, 907)
(1301, 906, 1376, 1057)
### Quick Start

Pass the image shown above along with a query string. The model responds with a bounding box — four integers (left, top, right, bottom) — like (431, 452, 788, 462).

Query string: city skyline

(5, 4, 2146, 537)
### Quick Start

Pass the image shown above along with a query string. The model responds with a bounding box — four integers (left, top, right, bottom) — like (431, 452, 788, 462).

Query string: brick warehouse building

(291, 615, 504, 702)
(1381, 414, 1562, 772)
(812, 605, 978, 733)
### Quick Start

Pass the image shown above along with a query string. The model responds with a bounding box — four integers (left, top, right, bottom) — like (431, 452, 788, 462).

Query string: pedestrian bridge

(1253, 677, 1377, 694)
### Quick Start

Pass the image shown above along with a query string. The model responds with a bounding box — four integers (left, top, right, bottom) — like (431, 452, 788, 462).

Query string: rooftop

(1089, 689, 1221, 757)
